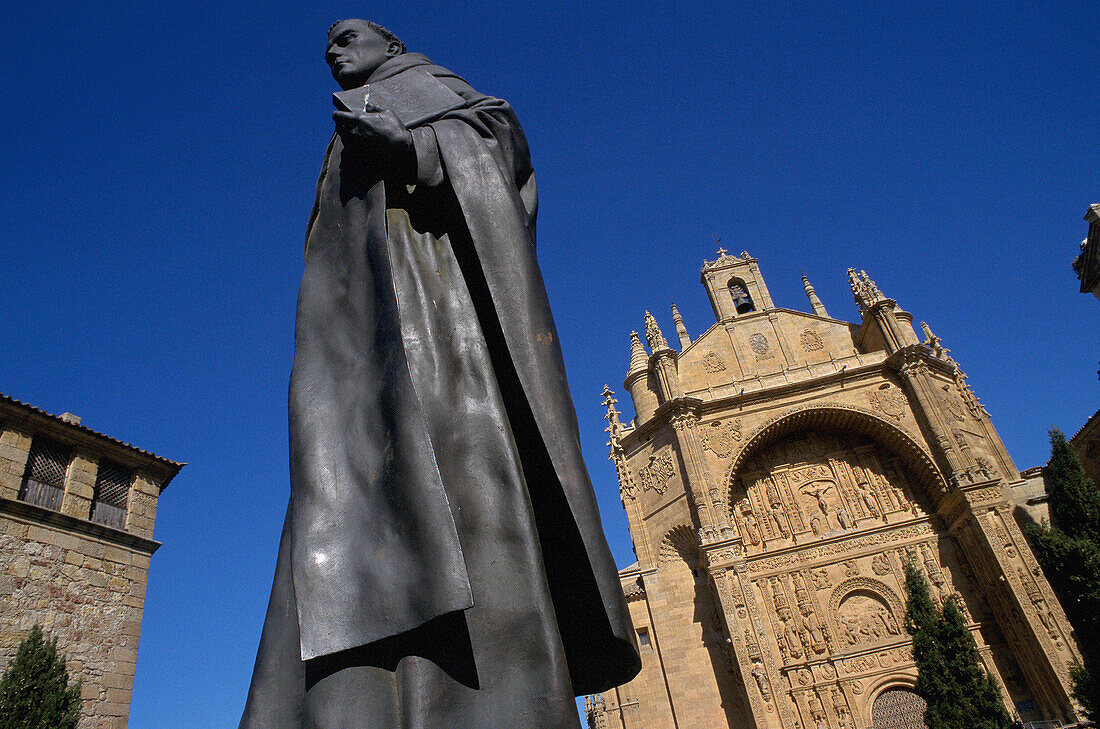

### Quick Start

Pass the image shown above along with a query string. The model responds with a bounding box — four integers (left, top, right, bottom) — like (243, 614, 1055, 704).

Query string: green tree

(1024, 427, 1100, 719)
(0, 625, 81, 729)
(903, 562, 1015, 729)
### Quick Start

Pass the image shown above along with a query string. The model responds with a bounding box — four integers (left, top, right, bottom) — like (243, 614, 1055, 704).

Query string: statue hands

(333, 105, 415, 175)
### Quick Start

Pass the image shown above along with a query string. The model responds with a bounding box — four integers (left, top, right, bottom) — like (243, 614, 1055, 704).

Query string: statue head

(326, 19, 406, 90)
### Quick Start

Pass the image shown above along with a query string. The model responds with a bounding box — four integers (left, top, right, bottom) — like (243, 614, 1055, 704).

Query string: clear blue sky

(1, 2, 1096, 726)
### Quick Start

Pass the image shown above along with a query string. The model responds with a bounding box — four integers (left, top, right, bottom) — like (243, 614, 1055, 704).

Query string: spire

(602, 385, 636, 501)
(847, 268, 884, 312)
(628, 330, 649, 374)
(601, 384, 625, 441)
(643, 311, 670, 352)
(670, 303, 691, 349)
(801, 274, 829, 317)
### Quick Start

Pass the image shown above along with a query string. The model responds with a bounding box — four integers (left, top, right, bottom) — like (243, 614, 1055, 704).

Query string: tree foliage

(1024, 427, 1100, 720)
(0, 625, 81, 729)
(903, 563, 1015, 729)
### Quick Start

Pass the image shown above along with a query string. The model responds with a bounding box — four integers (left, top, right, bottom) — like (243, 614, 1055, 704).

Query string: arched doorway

(871, 687, 928, 729)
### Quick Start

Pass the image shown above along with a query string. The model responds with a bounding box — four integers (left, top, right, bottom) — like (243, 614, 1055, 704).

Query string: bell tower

(701, 248, 775, 322)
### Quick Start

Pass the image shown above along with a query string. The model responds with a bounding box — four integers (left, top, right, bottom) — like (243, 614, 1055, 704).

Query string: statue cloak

(241, 53, 639, 724)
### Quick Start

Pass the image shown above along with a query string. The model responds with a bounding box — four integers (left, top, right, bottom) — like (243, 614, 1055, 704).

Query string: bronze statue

(239, 19, 639, 728)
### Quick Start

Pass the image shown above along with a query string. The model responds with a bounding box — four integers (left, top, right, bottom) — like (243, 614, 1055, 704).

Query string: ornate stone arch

(722, 404, 948, 513)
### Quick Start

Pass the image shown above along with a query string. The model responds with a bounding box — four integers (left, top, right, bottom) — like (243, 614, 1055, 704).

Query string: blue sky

(1, 2, 1097, 726)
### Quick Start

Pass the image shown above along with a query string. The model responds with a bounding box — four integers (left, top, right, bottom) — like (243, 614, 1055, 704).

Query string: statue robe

(240, 54, 639, 728)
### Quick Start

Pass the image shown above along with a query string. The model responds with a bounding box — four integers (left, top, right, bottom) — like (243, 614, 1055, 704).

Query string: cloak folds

(241, 53, 639, 723)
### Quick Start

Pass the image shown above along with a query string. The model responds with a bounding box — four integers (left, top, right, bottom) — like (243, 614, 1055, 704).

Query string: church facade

(587, 251, 1082, 729)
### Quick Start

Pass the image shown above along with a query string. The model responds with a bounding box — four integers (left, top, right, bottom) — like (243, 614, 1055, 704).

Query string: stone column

(955, 495, 1082, 722)
(125, 475, 160, 540)
(707, 563, 778, 729)
(61, 454, 96, 520)
(894, 353, 967, 483)
(0, 426, 33, 500)
(667, 403, 722, 538)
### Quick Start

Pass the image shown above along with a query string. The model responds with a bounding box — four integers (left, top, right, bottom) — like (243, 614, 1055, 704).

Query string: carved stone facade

(590, 253, 1083, 729)
(0, 394, 181, 729)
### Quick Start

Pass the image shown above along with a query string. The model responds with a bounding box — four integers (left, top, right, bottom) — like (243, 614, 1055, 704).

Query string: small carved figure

(804, 611, 826, 653)
(768, 506, 789, 538)
(875, 609, 900, 636)
(808, 690, 827, 729)
(810, 513, 824, 535)
(809, 568, 831, 589)
(836, 506, 851, 530)
(800, 480, 835, 515)
(784, 620, 805, 659)
(857, 481, 881, 518)
(871, 553, 891, 576)
(751, 662, 771, 701)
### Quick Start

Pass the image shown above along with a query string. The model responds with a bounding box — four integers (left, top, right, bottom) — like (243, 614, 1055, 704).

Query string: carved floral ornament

(722, 404, 948, 511)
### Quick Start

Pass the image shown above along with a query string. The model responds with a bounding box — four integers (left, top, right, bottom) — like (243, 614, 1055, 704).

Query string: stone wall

(0, 513, 153, 729)
(0, 401, 178, 729)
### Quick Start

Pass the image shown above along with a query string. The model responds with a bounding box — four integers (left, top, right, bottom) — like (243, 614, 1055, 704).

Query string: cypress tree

(903, 563, 1015, 729)
(939, 597, 1014, 729)
(1024, 427, 1100, 720)
(0, 625, 81, 729)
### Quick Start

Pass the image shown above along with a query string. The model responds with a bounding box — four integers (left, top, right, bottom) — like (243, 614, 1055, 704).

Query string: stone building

(1073, 204, 1100, 301)
(587, 251, 1083, 729)
(1070, 409, 1100, 490)
(0, 394, 181, 729)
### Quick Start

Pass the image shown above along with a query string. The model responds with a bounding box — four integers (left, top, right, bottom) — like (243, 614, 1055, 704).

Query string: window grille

(90, 459, 131, 530)
(20, 438, 72, 512)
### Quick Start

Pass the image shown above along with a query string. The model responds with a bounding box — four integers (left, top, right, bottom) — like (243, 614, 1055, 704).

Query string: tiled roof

(0, 392, 184, 482)
(1070, 408, 1100, 443)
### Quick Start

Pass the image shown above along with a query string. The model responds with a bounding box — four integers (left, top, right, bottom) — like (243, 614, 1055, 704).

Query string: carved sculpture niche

(730, 431, 926, 552)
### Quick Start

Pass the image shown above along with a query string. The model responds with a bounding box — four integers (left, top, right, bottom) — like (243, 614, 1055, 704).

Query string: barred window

(90, 460, 131, 530)
(20, 437, 72, 512)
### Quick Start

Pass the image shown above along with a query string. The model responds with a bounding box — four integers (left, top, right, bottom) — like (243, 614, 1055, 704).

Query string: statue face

(326, 20, 395, 89)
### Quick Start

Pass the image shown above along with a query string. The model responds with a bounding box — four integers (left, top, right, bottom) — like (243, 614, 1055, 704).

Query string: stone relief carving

(638, 449, 676, 495)
(749, 332, 774, 360)
(868, 386, 907, 421)
(800, 329, 824, 351)
(809, 567, 832, 590)
(747, 523, 936, 573)
(838, 592, 901, 646)
(872, 553, 892, 576)
(807, 688, 828, 729)
(735, 499, 762, 545)
(939, 384, 967, 423)
(733, 431, 928, 559)
(1017, 567, 1062, 648)
(702, 351, 727, 373)
(828, 577, 906, 655)
(701, 419, 742, 458)
(829, 686, 852, 729)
